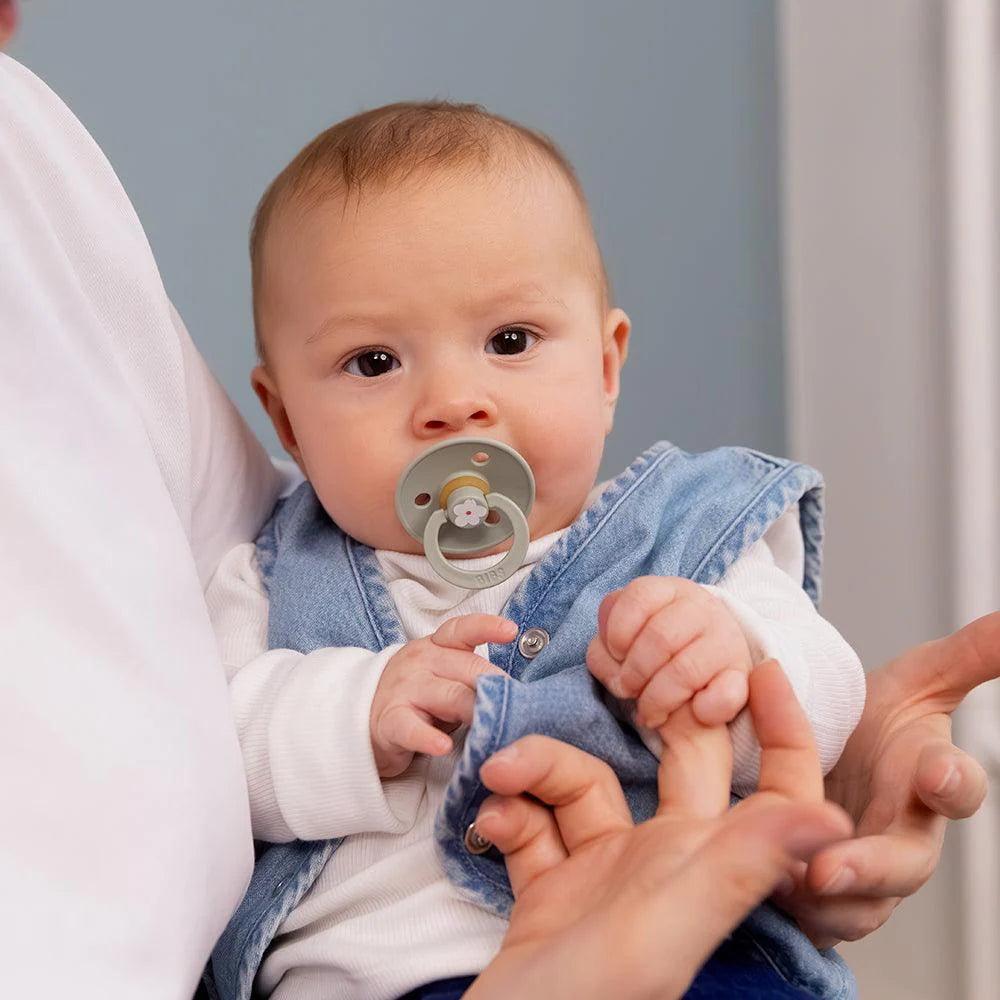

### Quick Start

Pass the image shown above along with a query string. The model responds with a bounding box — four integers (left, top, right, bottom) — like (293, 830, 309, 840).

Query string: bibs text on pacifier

(394, 437, 535, 589)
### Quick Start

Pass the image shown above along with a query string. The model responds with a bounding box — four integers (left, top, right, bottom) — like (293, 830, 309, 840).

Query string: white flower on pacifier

(451, 498, 489, 527)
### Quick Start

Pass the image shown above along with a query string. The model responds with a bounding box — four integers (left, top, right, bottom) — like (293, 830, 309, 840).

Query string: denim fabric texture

(684, 929, 846, 999)
(210, 442, 855, 1000)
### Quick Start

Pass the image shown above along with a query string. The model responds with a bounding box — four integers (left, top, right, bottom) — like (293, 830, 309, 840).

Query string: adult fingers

(432, 615, 518, 654)
(630, 800, 852, 991)
(776, 889, 900, 948)
(948, 610, 1000, 695)
(750, 660, 824, 804)
(479, 735, 633, 852)
(888, 611, 1000, 706)
(802, 828, 940, 902)
(656, 705, 733, 818)
(913, 739, 988, 820)
(474, 793, 569, 897)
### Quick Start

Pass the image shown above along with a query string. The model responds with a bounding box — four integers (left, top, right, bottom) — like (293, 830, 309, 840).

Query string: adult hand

(777, 611, 1000, 947)
(0, 0, 18, 48)
(466, 662, 852, 1000)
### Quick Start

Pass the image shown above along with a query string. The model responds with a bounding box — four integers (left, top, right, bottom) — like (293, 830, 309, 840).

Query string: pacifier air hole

(484, 509, 501, 525)
(414, 492, 431, 507)
(471, 452, 490, 466)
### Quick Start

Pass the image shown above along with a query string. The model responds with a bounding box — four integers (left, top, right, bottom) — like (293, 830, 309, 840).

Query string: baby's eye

(486, 327, 538, 355)
(344, 349, 400, 378)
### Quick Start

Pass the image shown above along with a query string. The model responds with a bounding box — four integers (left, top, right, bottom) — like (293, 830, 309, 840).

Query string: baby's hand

(371, 614, 516, 777)
(586, 576, 752, 729)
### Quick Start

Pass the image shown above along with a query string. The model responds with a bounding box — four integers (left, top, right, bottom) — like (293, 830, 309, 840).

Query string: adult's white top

(0, 55, 279, 999)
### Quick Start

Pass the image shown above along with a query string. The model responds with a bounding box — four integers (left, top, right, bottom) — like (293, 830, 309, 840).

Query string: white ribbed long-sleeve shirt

(207, 506, 865, 1000)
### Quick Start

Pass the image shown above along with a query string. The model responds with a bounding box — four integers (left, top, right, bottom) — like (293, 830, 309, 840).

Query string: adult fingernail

(475, 808, 500, 827)
(818, 866, 856, 895)
(934, 764, 960, 798)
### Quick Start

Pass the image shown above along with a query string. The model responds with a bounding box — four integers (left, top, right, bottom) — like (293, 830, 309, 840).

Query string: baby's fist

(586, 576, 752, 729)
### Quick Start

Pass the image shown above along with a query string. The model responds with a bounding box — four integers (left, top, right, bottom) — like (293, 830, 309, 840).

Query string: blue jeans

(398, 975, 477, 1000)
(684, 932, 841, 999)
(399, 938, 845, 1000)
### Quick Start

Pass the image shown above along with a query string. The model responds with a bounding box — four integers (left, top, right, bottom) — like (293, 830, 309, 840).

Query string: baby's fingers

(586, 633, 626, 697)
(429, 647, 507, 692)
(433, 615, 518, 653)
(691, 668, 750, 726)
(633, 635, 725, 728)
(412, 677, 481, 728)
(379, 703, 452, 758)
(600, 576, 690, 659)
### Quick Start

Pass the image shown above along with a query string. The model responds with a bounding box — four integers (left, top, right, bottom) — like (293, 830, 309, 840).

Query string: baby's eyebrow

(471, 284, 567, 315)
(305, 286, 567, 345)
(306, 313, 387, 345)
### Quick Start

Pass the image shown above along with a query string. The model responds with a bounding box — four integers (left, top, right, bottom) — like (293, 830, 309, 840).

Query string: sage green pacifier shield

(394, 437, 535, 589)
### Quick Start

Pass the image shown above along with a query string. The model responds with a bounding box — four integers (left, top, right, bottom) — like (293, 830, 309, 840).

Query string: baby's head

(251, 101, 630, 554)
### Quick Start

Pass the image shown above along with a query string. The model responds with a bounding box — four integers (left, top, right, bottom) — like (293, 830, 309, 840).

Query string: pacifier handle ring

(422, 492, 530, 590)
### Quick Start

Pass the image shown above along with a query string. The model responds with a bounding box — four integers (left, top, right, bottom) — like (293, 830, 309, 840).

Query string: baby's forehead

(254, 166, 607, 357)
(281, 160, 602, 281)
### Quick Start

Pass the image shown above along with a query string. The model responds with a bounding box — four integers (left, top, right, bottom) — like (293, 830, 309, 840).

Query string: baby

(207, 102, 865, 1000)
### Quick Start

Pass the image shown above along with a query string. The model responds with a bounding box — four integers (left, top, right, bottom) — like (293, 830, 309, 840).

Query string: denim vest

(210, 442, 856, 1000)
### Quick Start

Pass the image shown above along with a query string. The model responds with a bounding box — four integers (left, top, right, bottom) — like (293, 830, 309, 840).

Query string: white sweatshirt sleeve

(636, 507, 866, 795)
(712, 507, 865, 792)
(207, 542, 424, 843)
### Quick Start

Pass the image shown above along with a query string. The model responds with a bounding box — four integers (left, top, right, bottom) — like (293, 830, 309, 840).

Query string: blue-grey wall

(12, 1, 784, 476)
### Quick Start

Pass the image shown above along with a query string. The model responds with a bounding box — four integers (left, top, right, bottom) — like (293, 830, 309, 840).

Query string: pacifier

(395, 437, 535, 589)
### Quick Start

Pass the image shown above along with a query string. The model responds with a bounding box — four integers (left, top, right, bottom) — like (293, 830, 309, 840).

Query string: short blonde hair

(250, 100, 606, 358)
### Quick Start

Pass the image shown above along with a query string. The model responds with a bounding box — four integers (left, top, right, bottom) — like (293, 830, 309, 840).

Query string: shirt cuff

(263, 643, 423, 841)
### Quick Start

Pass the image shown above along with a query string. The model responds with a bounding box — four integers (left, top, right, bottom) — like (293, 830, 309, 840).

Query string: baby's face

(254, 163, 630, 554)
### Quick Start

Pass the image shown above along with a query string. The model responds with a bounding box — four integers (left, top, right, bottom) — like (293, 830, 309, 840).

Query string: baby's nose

(413, 392, 498, 437)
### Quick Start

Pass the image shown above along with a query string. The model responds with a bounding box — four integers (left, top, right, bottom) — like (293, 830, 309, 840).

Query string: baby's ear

(251, 365, 302, 465)
(601, 309, 631, 433)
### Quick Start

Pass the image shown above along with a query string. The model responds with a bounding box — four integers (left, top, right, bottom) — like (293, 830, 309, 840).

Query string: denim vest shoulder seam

(690, 461, 820, 584)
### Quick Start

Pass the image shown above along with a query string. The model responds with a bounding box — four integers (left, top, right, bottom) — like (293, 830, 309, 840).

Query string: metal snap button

(464, 822, 493, 854)
(518, 627, 549, 659)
